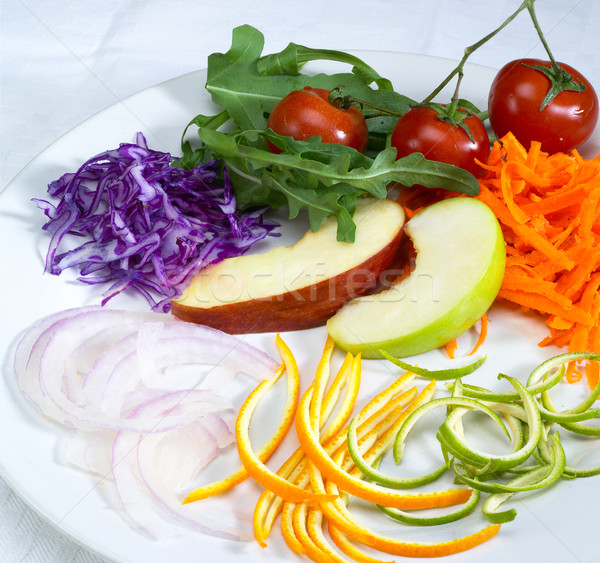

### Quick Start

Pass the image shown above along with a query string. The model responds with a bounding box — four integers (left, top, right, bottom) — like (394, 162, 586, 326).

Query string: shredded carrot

(469, 314, 488, 356)
(566, 362, 584, 383)
(445, 339, 457, 359)
(444, 314, 488, 359)
(476, 133, 600, 389)
(586, 360, 600, 390)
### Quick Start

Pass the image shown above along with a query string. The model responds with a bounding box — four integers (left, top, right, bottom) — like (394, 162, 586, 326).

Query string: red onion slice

(15, 306, 278, 432)
(13, 306, 279, 541)
(110, 390, 248, 540)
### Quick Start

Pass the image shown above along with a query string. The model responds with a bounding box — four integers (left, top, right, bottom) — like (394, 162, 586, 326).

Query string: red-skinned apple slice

(171, 198, 405, 333)
(327, 197, 506, 358)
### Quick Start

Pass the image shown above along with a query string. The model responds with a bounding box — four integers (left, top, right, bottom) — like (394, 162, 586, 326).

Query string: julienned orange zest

(252, 348, 360, 547)
(296, 349, 471, 510)
(183, 334, 298, 504)
(235, 334, 333, 505)
(476, 132, 600, 388)
(186, 335, 501, 561)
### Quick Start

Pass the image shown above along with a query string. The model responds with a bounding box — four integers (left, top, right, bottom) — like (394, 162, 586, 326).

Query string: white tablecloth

(1, 1, 598, 561)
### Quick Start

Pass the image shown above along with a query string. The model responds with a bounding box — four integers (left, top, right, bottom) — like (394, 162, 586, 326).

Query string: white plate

(1, 52, 599, 563)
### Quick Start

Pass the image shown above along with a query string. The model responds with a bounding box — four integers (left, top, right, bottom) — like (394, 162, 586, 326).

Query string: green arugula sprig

(191, 128, 480, 241)
(177, 24, 480, 242)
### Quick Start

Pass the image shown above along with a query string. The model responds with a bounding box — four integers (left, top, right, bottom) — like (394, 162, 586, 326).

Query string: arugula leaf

(257, 42, 394, 90)
(201, 128, 479, 195)
(261, 169, 359, 241)
(204, 25, 414, 132)
(195, 128, 480, 241)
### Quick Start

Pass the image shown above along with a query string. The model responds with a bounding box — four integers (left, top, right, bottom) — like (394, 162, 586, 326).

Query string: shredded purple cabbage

(34, 133, 278, 311)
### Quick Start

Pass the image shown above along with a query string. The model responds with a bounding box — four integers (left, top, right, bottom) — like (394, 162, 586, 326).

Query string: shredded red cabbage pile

(33, 133, 278, 311)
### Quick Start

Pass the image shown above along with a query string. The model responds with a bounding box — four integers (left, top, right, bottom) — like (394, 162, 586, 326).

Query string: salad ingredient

(299, 348, 499, 559)
(346, 412, 449, 489)
(180, 25, 480, 242)
(336, 350, 600, 530)
(476, 132, 600, 383)
(327, 197, 505, 359)
(34, 133, 277, 311)
(171, 197, 405, 333)
(321, 478, 500, 558)
(15, 306, 275, 431)
(488, 58, 598, 154)
(108, 389, 246, 541)
(437, 375, 542, 472)
(378, 488, 481, 527)
(445, 338, 458, 359)
(191, 127, 479, 243)
(235, 336, 332, 504)
(381, 352, 487, 381)
(295, 354, 470, 510)
(391, 105, 490, 177)
(253, 345, 361, 547)
(14, 306, 280, 540)
(327, 524, 395, 563)
(442, 352, 600, 522)
(469, 314, 489, 355)
(415, 0, 597, 157)
(183, 358, 291, 504)
(201, 24, 404, 135)
(445, 314, 489, 359)
(266, 87, 369, 153)
(253, 338, 498, 560)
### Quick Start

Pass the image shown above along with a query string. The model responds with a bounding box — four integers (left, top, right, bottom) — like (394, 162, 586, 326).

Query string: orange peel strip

(296, 372, 470, 509)
(281, 502, 306, 555)
(333, 387, 419, 476)
(328, 522, 395, 563)
(236, 335, 333, 505)
(291, 502, 349, 563)
(319, 466, 500, 558)
(253, 349, 360, 545)
(306, 505, 353, 563)
(312, 366, 418, 475)
(184, 353, 294, 502)
(351, 381, 437, 473)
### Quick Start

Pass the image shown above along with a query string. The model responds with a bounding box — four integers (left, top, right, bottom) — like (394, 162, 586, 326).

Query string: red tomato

(266, 87, 369, 153)
(488, 58, 598, 154)
(390, 105, 490, 177)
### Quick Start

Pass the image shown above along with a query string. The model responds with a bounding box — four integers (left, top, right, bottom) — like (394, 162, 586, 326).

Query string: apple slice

(171, 198, 406, 333)
(327, 197, 506, 359)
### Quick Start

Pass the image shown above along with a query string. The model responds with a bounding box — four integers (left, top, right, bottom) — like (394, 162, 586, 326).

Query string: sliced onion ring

(13, 305, 279, 540)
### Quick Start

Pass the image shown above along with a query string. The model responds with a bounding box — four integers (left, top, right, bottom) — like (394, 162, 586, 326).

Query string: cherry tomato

(390, 105, 490, 177)
(266, 87, 369, 153)
(488, 58, 598, 154)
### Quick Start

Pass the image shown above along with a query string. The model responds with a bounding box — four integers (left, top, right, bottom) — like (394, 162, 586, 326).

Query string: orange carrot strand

(469, 314, 488, 356)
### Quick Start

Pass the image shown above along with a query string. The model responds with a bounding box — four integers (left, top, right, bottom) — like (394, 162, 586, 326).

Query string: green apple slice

(327, 197, 506, 359)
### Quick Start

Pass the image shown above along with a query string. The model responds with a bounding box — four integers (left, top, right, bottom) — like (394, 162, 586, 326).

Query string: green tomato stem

(526, 1, 559, 69)
(422, 0, 534, 104)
